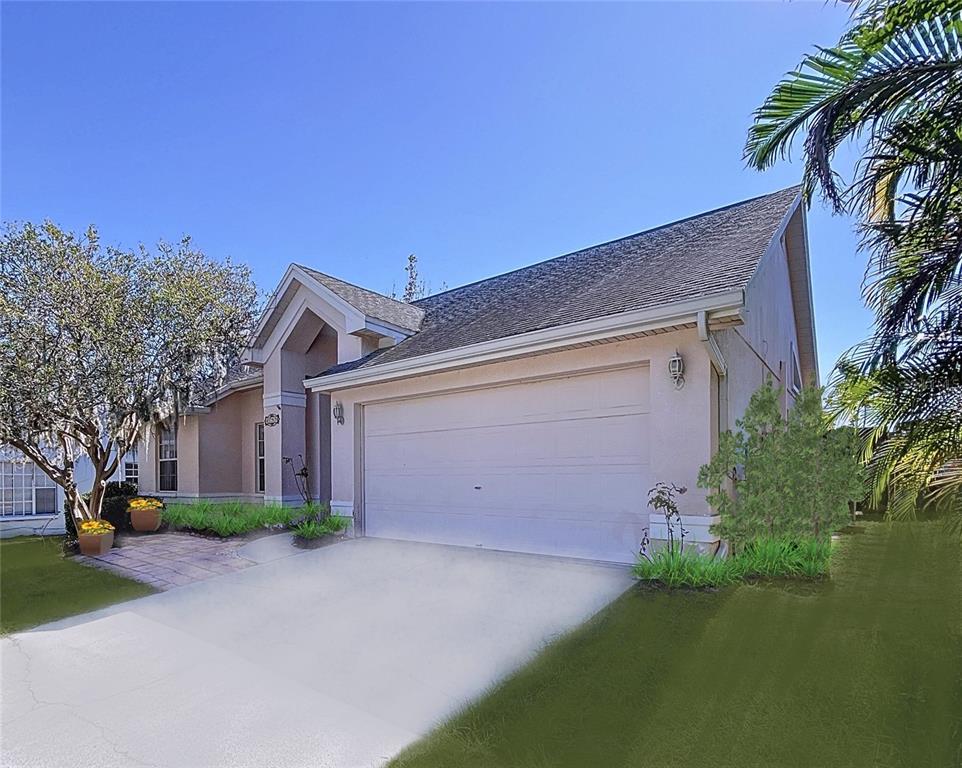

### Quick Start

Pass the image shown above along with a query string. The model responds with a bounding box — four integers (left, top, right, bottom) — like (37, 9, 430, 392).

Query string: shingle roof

(299, 267, 424, 333)
(202, 364, 263, 405)
(315, 187, 800, 378)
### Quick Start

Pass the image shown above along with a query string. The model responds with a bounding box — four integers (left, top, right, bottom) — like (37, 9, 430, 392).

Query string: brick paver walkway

(77, 532, 254, 590)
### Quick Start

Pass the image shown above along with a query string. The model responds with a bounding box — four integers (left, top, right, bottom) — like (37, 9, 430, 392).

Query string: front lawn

(0, 537, 156, 634)
(391, 522, 961, 768)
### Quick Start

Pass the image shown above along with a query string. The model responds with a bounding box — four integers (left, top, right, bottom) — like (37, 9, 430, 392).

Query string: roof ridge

(414, 185, 801, 306)
(298, 265, 418, 308)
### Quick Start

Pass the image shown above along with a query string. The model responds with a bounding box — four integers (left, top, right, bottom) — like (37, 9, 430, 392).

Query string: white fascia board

(364, 318, 416, 342)
(249, 264, 299, 348)
(305, 290, 744, 393)
(289, 265, 367, 333)
(249, 265, 368, 356)
(794, 204, 820, 384)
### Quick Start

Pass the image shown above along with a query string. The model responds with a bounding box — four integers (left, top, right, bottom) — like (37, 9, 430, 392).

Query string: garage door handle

(474, 486, 482, 490)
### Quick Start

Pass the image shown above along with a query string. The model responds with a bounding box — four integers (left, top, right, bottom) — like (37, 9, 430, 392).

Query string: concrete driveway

(2, 538, 631, 768)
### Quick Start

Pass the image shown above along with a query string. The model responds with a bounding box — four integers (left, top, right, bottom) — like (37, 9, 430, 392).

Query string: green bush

(100, 495, 133, 532)
(162, 501, 299, 537)
(698, 383, 864, 549)
(291, 515, 351, 540)
(633, 546, 742, 588)
(634, 537, 833, 588)
(737, 537, 832, 579)
(103, 481, 138, 498)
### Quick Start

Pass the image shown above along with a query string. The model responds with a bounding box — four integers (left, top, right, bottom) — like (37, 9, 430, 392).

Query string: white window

(0, 462, 57, 517)
(124, 443, 139, 489)
(790, 343, 803, 394)
(255, 423, 266, 494)
(158, 425, 177, 492)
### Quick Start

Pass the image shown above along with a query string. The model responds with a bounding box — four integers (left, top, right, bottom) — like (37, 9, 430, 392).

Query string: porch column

(262, 391, 307, 505)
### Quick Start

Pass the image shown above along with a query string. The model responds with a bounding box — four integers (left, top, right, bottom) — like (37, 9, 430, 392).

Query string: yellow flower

(79, 519, 115, 535)
(128, 497, 163, 510)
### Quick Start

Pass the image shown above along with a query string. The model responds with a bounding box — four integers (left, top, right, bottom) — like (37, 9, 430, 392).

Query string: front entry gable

(245, 265, 422, 368)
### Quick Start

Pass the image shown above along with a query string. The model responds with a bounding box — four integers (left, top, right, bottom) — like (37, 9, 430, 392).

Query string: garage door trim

(355, 360, 651, 553)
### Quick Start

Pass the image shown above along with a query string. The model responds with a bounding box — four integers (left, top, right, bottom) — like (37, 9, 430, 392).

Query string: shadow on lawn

(391, 522, 961, 768)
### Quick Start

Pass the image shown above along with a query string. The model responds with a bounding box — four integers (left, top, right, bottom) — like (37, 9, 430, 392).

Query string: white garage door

(363, 365, 651, 564)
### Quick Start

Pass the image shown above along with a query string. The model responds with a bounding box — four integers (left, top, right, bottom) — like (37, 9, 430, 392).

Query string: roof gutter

(305, 290, 744, 394)
(697, 310, 727, 376)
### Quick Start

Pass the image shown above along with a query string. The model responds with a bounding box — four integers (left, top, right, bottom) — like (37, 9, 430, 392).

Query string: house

(138, 187, 817, 564)
(0, 445, 140, 538)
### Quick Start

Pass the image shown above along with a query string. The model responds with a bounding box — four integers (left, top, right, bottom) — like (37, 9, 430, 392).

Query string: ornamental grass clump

(162, 501, 298, 537)
(291, 516, 351, 540)
(633, 546, 742, 589)
(737, 537, 832, 579)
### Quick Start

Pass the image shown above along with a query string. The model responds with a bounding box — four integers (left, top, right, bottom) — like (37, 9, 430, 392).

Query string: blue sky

(2, 2, 871, 376)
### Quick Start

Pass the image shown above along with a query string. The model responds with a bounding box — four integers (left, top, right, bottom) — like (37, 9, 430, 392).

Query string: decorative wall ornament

(264, 413, 281, 427)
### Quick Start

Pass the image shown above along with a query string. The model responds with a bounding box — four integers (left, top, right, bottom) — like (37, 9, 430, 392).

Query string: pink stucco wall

(327, 329, 715, 526)
(197, 388, 264, 498)
(717, 206, 806, 426)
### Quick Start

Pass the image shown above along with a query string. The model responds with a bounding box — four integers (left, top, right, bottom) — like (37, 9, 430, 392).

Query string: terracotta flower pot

(78, 530, 114, 556)
(130, 506, 162, 532)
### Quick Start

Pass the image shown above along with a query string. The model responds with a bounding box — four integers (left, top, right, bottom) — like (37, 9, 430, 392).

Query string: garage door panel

(366, 414, 649, 469)
(366, 467, 647, 523)
(365, 367, 650, 437)
(364, 366, 651, 564)
(365, 506, 645, 564)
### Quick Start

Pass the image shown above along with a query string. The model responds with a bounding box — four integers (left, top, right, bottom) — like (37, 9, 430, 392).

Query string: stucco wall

(261, 297, 339, 503)
(326, 329, 716, 526)
(719, 212, 804, 426)
(197, 388, 264, 498)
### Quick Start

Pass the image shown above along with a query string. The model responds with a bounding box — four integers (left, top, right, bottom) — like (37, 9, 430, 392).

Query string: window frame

(789, 342, 803, 395)
(158, 424, 178, 492)
(255, 422, 266, 494)
(0, 461, 57, 517)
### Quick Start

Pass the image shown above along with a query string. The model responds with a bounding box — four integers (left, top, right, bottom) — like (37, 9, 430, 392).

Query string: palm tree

(745, 0, 962, 532)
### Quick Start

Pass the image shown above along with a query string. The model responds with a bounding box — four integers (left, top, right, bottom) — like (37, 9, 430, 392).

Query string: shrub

(100, 496, 133, 532)
(737, 537, 832, 579)
(633, 546, 741, 588)
(698, 383, 864, 549)
(103, 481, 138, 498)
(291, 516, 350, 540)
(634, 536, 834, 588)
(162, 501, 299, 537)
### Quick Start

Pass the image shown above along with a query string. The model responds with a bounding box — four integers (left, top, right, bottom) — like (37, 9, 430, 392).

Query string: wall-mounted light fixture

(668, 351, 685, 390)
(332, 401, 345, 425)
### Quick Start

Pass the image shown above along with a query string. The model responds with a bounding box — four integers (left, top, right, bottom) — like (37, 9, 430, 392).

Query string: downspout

(697, 310, 728, 434)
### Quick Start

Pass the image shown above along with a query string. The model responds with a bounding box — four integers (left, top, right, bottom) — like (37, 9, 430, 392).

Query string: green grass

(736, 536, 832, 579)
(162, 500, 300, 537)
(0, 536, 156, 634)
(633, 544, 743, 587)
(291, 515, 351, 540)
(634, 537, 834, 587)
(391, 522, 961, 768)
